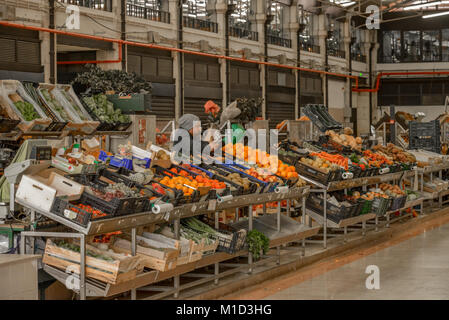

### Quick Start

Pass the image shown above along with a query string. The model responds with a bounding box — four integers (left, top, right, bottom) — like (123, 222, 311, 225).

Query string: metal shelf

(306, 210, 376, 229)
(43, 221, 319, 298)
(300, 170, 416, 192)
(17, 187, 309, 236)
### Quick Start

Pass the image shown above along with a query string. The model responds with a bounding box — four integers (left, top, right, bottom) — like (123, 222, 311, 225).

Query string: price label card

(208, 199, 217, 211)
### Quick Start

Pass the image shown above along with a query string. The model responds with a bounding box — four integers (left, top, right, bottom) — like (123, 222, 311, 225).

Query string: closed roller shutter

(266, 88, 295, 129)
(230, 62, 262, 100)
(0, 26, 42, 74)
(128, 47, 174, 118)
(0, 38, 15, 62)
(266, 67, 296, 128)
(300, 71, 323, 112)
(184, 55, 222, 123)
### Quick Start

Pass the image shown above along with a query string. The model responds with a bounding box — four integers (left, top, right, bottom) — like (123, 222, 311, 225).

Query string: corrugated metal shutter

(230, 62, 261, 100)
(16, 41, 40, 65)
(183, 56, 222, 123)
(300, 71, 323, 112)
(267, 88, 295, 129)
(0, 38, 15, 62)
(127, 50, 175, 119)
(151, 96, 175, 119)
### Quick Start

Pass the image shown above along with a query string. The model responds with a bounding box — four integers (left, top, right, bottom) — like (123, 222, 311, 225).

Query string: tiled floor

(265, 223, 449, 300)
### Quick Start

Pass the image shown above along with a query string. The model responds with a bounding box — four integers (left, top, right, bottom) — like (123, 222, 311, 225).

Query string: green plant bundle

(72, 64, 152, 94)
(246, 229, 269, 261)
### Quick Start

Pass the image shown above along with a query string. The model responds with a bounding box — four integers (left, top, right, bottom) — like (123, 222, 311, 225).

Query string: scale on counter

(3, 144, 52, 219)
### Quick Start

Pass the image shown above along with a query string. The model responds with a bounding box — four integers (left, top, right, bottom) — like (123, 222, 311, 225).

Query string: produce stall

(5, 94, 449, 301)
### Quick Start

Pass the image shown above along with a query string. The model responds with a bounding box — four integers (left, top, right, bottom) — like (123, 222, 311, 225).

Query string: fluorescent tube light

(422, 10, 449, 18)
(340, 1, 356, 6)
(404, 1, 442, 10)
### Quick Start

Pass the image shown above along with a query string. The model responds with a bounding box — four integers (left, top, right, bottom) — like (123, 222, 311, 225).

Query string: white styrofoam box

(46, 172, 84, 201)
(16, 175, 56, 212)
(131, 145, 152, 160)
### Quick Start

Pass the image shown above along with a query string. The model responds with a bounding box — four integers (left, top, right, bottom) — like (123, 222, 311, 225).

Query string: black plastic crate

(0, 118, 20, 133)
(296, 160, 341, 185)
(201, 217, 247, 254)
(112, 121, 132, 132)
(51, 197, 92, 226)
(389, 195, 407, 211)
(81, 190, 149, 216)
(409, 137, 440, 153)
(371, 197, 392, 216)
(306, 193, 355, 223)
(409, 120, 440, 138)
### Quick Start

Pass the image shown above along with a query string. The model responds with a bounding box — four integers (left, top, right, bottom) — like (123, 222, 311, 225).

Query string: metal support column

(323, 190, 327, 249)
(173, 219, 180, 297)
(80, 234, 86, 300)
(131, 227, 137, 300)
(301, 196, 306, 256)
(214, 211, 219, 285)
(276, 201, 281, 265)
(248, 204, 253, 274)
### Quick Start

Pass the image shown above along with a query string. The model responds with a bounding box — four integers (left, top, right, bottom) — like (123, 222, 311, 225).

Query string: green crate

(358, 199, 373, 215)
(106, 93, 151, 114)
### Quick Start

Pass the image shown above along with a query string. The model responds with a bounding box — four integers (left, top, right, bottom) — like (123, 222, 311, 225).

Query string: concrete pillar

(288, 1, 299, 119)
(255, 0, 267, 118)
(343, 18, 352, 124)
(169, 0, 181, 120)
(215, 0, 228, 108)
(318, 14, 327, 106)
(98, 0, 122, 71)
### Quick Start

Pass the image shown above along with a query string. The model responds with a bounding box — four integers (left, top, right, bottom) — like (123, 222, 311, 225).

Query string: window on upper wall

(183, 0, 207, 19)
(442, 29, 449, 62)
(299, 11, 319, 53)
(351, 27, 365, 62)
(268, 2, 287, 39)
(403, 30, 421, 62)
(422, 30, 440, 62)
(327, 20, 345, 58)
(230, 0, 252, 28)
(381, 30, 401, 63)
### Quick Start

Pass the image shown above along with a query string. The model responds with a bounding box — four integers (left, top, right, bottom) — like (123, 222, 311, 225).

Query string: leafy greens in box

(83, 94, 130, 124)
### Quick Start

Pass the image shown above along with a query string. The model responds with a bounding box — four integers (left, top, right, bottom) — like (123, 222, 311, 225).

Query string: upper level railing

(328, 49, 346, 59)
(57, 0, 112, 11)
(229, 26, 258, 41)
(300, 42, 320, 54)
(378, 53, 447, 63)
(183, 16, 218, 33)
(351, 53, 366, 63)
(267, 34, 292, 48)
(126, 3, 170, 23)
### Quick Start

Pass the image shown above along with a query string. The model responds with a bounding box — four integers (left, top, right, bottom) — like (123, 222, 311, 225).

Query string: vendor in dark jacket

(172, 114, 219, 159)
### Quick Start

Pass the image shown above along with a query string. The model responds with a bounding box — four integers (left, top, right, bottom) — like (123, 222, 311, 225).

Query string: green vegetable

(72, 64, 152, 94)
(60, 90, 89, 121)
(13, 101, 39, 121)
(40, 88, 72, 122)
(83, 94, 130, 124)
(246, 229, 269, 261)
(55, 240, 114, 262)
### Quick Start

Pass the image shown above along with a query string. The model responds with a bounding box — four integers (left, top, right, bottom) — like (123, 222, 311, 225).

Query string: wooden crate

(177, 240, 203, 265)
(111, 237, 179, 272)
(42, 239, 140, 285)
(201, 239, 219, 255)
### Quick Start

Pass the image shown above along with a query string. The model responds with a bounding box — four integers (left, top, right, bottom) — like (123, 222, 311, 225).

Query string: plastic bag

(220, 100, 241, 124)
